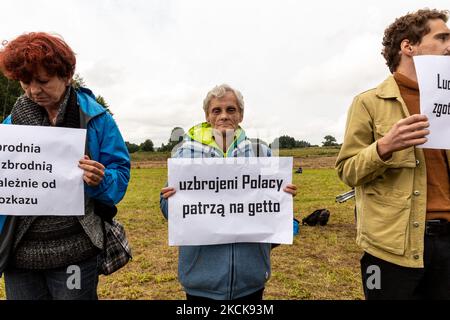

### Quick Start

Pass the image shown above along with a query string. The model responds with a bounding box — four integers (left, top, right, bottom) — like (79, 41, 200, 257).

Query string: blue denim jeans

(4, 254, 99, 300)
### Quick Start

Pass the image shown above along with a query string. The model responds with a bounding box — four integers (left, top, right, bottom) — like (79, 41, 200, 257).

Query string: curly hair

(0, 32, 76, 83)
(382, 9, 449, 73)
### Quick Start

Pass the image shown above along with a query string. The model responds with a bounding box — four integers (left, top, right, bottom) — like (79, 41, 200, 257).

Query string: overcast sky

(1, 0, 449, 146)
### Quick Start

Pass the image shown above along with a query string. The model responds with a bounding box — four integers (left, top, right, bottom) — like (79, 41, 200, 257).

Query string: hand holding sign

(377, 114, 430, 160)
(78, 155, 105, 187)
(161, 186, 176, 199)
(284, 183, 298, 197)
(162, 183, 298, 198)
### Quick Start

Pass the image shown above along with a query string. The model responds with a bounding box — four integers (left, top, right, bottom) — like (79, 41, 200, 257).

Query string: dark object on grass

(295, 167, 303, 174)
(302, 209, 330, 226)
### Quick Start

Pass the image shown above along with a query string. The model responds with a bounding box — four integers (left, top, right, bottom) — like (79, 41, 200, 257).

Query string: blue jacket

(0, 88, 130, 233)
(160, 122, 272, 300)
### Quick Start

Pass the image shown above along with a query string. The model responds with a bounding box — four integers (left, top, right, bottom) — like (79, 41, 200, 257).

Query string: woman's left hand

(283, 183, 298, 197)
(78, 155, 105, 187)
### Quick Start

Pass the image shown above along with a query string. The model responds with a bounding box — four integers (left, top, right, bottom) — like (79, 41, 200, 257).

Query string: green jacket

(336, 76, 450, 268)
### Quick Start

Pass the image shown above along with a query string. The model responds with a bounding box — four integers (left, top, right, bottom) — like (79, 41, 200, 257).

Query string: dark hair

(382, 8, 449, 73)
(0, 32, 76, 82)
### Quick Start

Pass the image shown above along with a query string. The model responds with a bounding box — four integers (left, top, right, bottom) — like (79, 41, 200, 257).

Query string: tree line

(1, 75, 340, 152)
(127, 131, 340, 154)
(0, 73, 22, 121)
(126, 127, 185, 153)
(0, 73, 111, 123)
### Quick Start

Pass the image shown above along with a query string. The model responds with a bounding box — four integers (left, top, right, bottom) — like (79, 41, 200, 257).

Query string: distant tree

(274, 135, 296, 149)
(272, 135, 311, 149)
(170, 127, 185, 143)
(322, 135, 338, 147)
(140, 139, 154, 152)
(125, 141, 140, 154)
(0, 72, 115, 121)
(159, 127, 185, 152)
(296, 140, 311, 148)
(72, 73, 86, 89)
(72, 74, 113, 115)
(0, 73, 22, 122)
(95, 95, 113, 115)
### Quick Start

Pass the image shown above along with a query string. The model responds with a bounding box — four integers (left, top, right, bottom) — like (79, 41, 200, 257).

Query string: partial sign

(414, 55, 450, 149)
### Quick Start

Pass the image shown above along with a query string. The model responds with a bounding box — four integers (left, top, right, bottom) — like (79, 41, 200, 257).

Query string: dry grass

(0, 160, 363, 300)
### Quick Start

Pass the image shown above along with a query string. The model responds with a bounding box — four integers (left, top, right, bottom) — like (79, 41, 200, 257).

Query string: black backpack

(302, 209, 330, 226)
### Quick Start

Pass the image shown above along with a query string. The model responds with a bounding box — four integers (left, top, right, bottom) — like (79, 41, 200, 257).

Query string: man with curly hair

(336, 9, 450, 299)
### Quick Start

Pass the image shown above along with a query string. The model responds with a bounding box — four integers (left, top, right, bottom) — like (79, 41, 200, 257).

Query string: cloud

(82, 62, 124, 89)
(2, 0, 449, 146)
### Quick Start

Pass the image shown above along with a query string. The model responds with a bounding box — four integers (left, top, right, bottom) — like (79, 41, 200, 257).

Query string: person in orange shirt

(337, 9, 450, 299)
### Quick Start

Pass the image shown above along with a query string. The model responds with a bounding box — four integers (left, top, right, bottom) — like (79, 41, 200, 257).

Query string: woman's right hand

(161, 187, 176, 199)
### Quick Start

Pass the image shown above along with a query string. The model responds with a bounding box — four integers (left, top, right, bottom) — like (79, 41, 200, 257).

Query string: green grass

(277, 147, 341, 158)
(130, 151, 171, 162)
(0, 166, 362, 300)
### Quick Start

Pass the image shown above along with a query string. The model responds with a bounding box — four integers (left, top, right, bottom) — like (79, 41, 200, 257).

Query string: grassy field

(277, 147, 341, 158)
(0, 153, 363, 300)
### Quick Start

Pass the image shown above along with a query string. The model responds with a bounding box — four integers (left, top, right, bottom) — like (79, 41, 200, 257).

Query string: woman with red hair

(0, 32, 130, 300)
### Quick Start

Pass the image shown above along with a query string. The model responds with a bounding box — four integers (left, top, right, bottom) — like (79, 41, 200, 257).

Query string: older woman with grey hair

(160, 83, 297, 301)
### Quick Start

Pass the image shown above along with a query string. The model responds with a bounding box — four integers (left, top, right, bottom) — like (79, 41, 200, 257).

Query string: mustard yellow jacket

(336, 76, 450, 268)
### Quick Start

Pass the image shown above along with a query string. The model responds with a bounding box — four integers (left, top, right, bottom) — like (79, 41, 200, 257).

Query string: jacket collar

(187, 122, 246, 156)
(376, 75, 402, 99)
(76, 87, 106, 118)
(376, 75, 412, 118)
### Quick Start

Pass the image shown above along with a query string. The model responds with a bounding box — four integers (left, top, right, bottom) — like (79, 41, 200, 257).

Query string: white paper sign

(0, 125, 86, 216)
(414, 55, 450, 149)
(168, 157, 293, 246)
